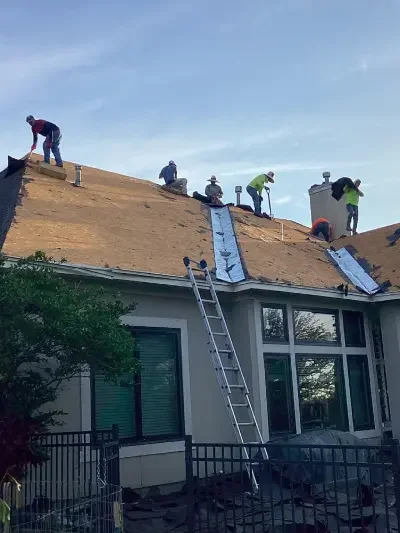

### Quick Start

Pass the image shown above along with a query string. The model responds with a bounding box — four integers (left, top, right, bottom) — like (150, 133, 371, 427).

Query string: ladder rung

(211, 332, 226, 336)
(237, 422, 255, 426)
(201, 299, 216, 304)
(206, 316, 221, 320)
(231, 403, 248, 407)
(222, 367, 239, 371)
(229, 384, 245, 389)
(219, 349, 232, 353)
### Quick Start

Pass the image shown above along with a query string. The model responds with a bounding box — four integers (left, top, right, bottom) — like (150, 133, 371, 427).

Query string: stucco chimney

(309, 172, 350, 239)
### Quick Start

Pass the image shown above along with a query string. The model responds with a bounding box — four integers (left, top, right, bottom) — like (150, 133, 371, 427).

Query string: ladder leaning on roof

(183, 256, 268, 492)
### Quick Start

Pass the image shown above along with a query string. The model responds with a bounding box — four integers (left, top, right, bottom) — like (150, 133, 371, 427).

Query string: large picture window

(293, 309, 339, 344)
(92, 328, 184, 444)
(296, 355, 348, 431)
(264, 354, 295, 435)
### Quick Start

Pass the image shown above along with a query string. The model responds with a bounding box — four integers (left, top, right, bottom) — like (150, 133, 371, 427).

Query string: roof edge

(3, 256, 371, 302)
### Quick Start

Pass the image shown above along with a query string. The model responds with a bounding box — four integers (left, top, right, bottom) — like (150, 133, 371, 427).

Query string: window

(92, 328, 183, 444)
(297, 356, 348, 431)
(264, 355, 295, 435)
(347, 355, 374, 431)
(343, 311, 366, 347)
(262, 305, 288, 342)
(294, 309, 339, 344)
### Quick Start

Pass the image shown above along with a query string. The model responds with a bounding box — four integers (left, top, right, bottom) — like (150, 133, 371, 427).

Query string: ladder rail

(183, 256, 269, 491)
(184, 259, 232, 394)
(202, 261, 267, 451)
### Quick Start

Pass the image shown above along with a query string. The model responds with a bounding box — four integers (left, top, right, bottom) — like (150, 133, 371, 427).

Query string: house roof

(2, 155, 399, 293)
(333, 224, 400, 291)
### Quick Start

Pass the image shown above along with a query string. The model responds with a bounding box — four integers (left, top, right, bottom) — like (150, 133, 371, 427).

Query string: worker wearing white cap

(205, 175, 223, 205)
(246, 171, 275, 216)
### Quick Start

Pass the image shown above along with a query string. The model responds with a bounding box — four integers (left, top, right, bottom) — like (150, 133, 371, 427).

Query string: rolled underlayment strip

(210, 206, 245, 283)
(326, 247, 380, 295)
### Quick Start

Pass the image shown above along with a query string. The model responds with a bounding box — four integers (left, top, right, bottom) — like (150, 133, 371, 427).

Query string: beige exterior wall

(309, 182, 350, 239)
(54, 281, 384, 490)
(379, 302, 400, 438)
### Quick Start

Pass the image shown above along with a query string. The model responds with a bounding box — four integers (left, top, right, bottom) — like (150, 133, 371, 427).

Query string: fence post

(185, 435, 194, 533)
(112, 425, 120, 487)
(391, 439, 400, 529)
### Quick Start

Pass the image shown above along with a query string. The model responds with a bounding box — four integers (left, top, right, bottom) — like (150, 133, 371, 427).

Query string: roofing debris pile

(121, 468, 398, 533)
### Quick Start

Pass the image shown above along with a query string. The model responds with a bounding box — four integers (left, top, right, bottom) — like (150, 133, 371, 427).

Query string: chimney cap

(322, 171, 331, 183)
(235, 185, 242, 193)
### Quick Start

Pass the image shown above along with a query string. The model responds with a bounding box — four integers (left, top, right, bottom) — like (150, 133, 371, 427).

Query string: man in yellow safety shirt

(344, 179, 363, 235)
(246, 171, 275, 217)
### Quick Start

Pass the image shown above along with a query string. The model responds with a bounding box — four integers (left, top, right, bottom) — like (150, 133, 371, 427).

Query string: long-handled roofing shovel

(265, 186, 274, 219)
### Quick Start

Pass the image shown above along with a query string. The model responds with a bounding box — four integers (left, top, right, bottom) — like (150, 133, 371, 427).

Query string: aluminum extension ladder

(183, 256, 268, 492)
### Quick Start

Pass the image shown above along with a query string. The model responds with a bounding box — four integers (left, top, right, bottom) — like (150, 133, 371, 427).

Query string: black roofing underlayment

(0, 156, 26, 250)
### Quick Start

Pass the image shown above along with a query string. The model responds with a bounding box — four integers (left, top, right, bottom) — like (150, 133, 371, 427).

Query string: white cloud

(274, 195, 292, 205)
(0, 44, 104, 104)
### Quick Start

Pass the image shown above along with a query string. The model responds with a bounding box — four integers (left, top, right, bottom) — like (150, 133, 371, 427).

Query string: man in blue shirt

(159, 161, 188, 195)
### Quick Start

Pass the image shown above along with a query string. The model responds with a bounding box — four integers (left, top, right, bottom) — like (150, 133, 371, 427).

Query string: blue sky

(1, 0, 399, 231)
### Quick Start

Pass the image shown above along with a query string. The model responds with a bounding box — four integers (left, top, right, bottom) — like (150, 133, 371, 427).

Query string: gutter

(3, 256, 375, 302)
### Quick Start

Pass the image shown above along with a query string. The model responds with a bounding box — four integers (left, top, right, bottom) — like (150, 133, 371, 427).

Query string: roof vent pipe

(322, 171, 331, 184)
(235, 185, 242, 206)
(74, 165, 82, 187)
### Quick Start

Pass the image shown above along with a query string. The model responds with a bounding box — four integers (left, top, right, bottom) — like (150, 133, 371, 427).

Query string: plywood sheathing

(3, 156, 214, 276)
(231, 209, 347, 289)
(333, 224, 400, 291)
(4, 155, 398, 292)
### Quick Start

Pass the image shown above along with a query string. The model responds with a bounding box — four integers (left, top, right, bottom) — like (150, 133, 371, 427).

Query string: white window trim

(80, 316, 192, 460)
(258, 302, 380, 440)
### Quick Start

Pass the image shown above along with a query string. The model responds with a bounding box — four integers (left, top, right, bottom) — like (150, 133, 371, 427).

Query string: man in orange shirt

(311, 218, 333, 242)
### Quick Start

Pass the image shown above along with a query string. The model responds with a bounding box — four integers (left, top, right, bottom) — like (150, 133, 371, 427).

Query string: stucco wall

(380, 302, 400, 438)
(53, 280, 383, 489)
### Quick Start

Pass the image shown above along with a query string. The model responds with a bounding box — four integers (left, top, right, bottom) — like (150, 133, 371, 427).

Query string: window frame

(264, 353, 296, 437)
(295, 353, 349, 432)
(91, 326, 185, 446)
(261, 303, 289, 344)
(293, 307, 341, 346)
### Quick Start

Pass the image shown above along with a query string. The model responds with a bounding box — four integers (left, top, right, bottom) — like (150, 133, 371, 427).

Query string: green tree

(0, 252, 138, 480)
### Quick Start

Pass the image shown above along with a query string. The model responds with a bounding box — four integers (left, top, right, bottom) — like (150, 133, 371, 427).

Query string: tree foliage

(0, 252, 138, 477)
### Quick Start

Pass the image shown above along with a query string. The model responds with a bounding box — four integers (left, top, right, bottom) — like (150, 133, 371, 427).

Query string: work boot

(56, 163, 64, 168)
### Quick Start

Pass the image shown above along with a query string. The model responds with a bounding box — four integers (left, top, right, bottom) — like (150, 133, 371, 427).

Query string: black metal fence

(21, 427, 120, 505)
(185, 435, 400, 533)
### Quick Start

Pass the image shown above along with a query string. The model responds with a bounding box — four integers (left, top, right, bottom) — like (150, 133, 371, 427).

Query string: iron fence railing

(22, 427, 120, 506)
(185, 435, 400, 533)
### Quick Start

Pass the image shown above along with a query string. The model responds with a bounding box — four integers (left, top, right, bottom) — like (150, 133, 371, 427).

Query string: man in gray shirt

(205, 176, 223, 205)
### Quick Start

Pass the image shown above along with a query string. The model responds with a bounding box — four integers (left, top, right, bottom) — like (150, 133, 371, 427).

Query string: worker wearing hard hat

(311, 217, 333, 242)
(246, 171, 275, 216)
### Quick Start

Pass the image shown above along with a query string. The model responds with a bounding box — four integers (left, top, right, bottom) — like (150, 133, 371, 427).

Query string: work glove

(31, 144, 36, 152)
(46, 141, 53, 149)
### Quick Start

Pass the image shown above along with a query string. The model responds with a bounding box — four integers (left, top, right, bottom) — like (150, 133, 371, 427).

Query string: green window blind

(93, 373, 136, 440)
(92, 328, 182, 443)
(138, 332, 181, 438)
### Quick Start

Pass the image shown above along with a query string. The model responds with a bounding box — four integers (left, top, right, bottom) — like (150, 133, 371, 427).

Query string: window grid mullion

(338, 310, 354, 432)
(287, 302, 301, 434)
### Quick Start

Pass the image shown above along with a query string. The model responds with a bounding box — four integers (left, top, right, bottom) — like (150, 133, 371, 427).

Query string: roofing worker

(311, 217, 333, 242)
(344, 179, 364, 235)
(159, 160, 188, 195)
(205, 175, 223, 205)
(26, 115, 63, 167)
(246, 171, 275, 217)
